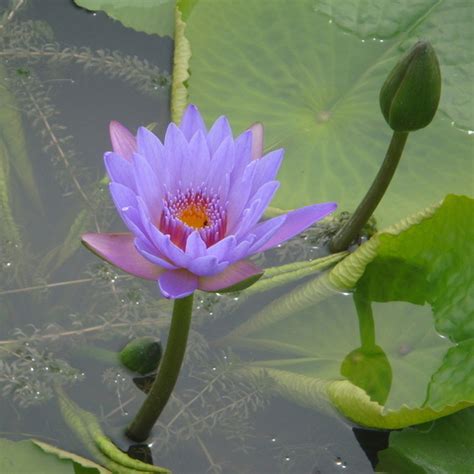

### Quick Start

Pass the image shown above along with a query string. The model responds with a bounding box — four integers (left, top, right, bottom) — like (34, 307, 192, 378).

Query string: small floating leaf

(0, 437, 108, 473)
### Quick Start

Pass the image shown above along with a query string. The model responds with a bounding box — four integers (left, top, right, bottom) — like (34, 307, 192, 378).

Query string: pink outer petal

(81, 233, 164, 280)
(248, 122, 264, 161)
(158, 269, 198, 299)
(198, 260, 262, 292)
(109, 121, 137, 161)
(255, 202, 338, 253)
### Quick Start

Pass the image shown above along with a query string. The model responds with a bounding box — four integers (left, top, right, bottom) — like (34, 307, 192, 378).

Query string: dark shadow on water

(353, 427, 390, 469)
(127, 443, 154, 465)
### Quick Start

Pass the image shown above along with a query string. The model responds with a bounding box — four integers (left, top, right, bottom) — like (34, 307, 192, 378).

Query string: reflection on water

(0, 1, 460, 473)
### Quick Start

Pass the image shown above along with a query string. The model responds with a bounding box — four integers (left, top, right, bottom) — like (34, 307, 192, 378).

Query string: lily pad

(376, 407, 474, 473)
(73, 0, 176, 37)
(0, 438, 108, 473)
(70, 0, 204, 38)
(225, 195, 474, 428)
(315, 0, 474, 130)
(181, 0, 473, 225)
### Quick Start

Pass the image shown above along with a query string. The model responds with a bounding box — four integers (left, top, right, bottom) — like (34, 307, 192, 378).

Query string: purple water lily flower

(82, 105, 336, 299)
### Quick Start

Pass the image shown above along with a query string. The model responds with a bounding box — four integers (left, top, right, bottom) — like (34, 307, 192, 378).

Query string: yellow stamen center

(178, 203, 209, 229)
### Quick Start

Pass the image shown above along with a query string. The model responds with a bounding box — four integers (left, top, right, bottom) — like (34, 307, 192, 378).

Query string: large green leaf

(226, 195, 474, 428)
(182, 0, 473, 225)
(0, 438, 108, 473)
(73, 0, 176, 37)
(376, 407, 474, 473)
(316, 0, 474, 130)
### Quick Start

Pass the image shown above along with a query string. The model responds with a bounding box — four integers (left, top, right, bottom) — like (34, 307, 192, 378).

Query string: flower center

(178, 203, 209, 229)
(160, 188, 226, 249)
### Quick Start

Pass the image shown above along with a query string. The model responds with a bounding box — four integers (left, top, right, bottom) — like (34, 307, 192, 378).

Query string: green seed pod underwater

(379, 40, 441, 132)
(119, 337, 163, 375)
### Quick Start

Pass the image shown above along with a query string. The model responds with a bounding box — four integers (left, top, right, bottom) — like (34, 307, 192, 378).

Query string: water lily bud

(379, 40, 441, 132)
(119, 337, 162, 375)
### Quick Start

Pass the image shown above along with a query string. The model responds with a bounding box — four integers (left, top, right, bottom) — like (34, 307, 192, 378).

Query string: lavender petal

(109, 121, 136, 160)
(256, 202, 338, 253)
(199, 260, 262, 292)
(81, 233, 164, 280)
(158, 269, 198, 299)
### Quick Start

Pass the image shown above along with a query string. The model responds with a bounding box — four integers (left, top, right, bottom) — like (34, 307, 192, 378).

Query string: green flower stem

(330, 131, 409, 252)
(126, 294, 194, 442)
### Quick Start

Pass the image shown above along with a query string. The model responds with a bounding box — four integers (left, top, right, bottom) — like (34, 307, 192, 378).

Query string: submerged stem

(126, 294, 194, 442)
(330, 131, 409, 252)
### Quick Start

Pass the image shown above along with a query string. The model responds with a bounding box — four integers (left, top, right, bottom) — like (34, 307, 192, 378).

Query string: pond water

(0, 1, 472, 473)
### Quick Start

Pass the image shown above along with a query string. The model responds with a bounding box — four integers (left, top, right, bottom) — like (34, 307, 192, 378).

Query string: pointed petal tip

(255, 201, 338, 253)
(185, 103, 199, 114)
(109, 120, 129, 138)
(179, 104, 207, 140)
(323, 202, 338, 212)
(109, 121, 136, 161)
(248, 122, 264, 161)
(136, 125, 159, 138)
(81, 232, 100, 250)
